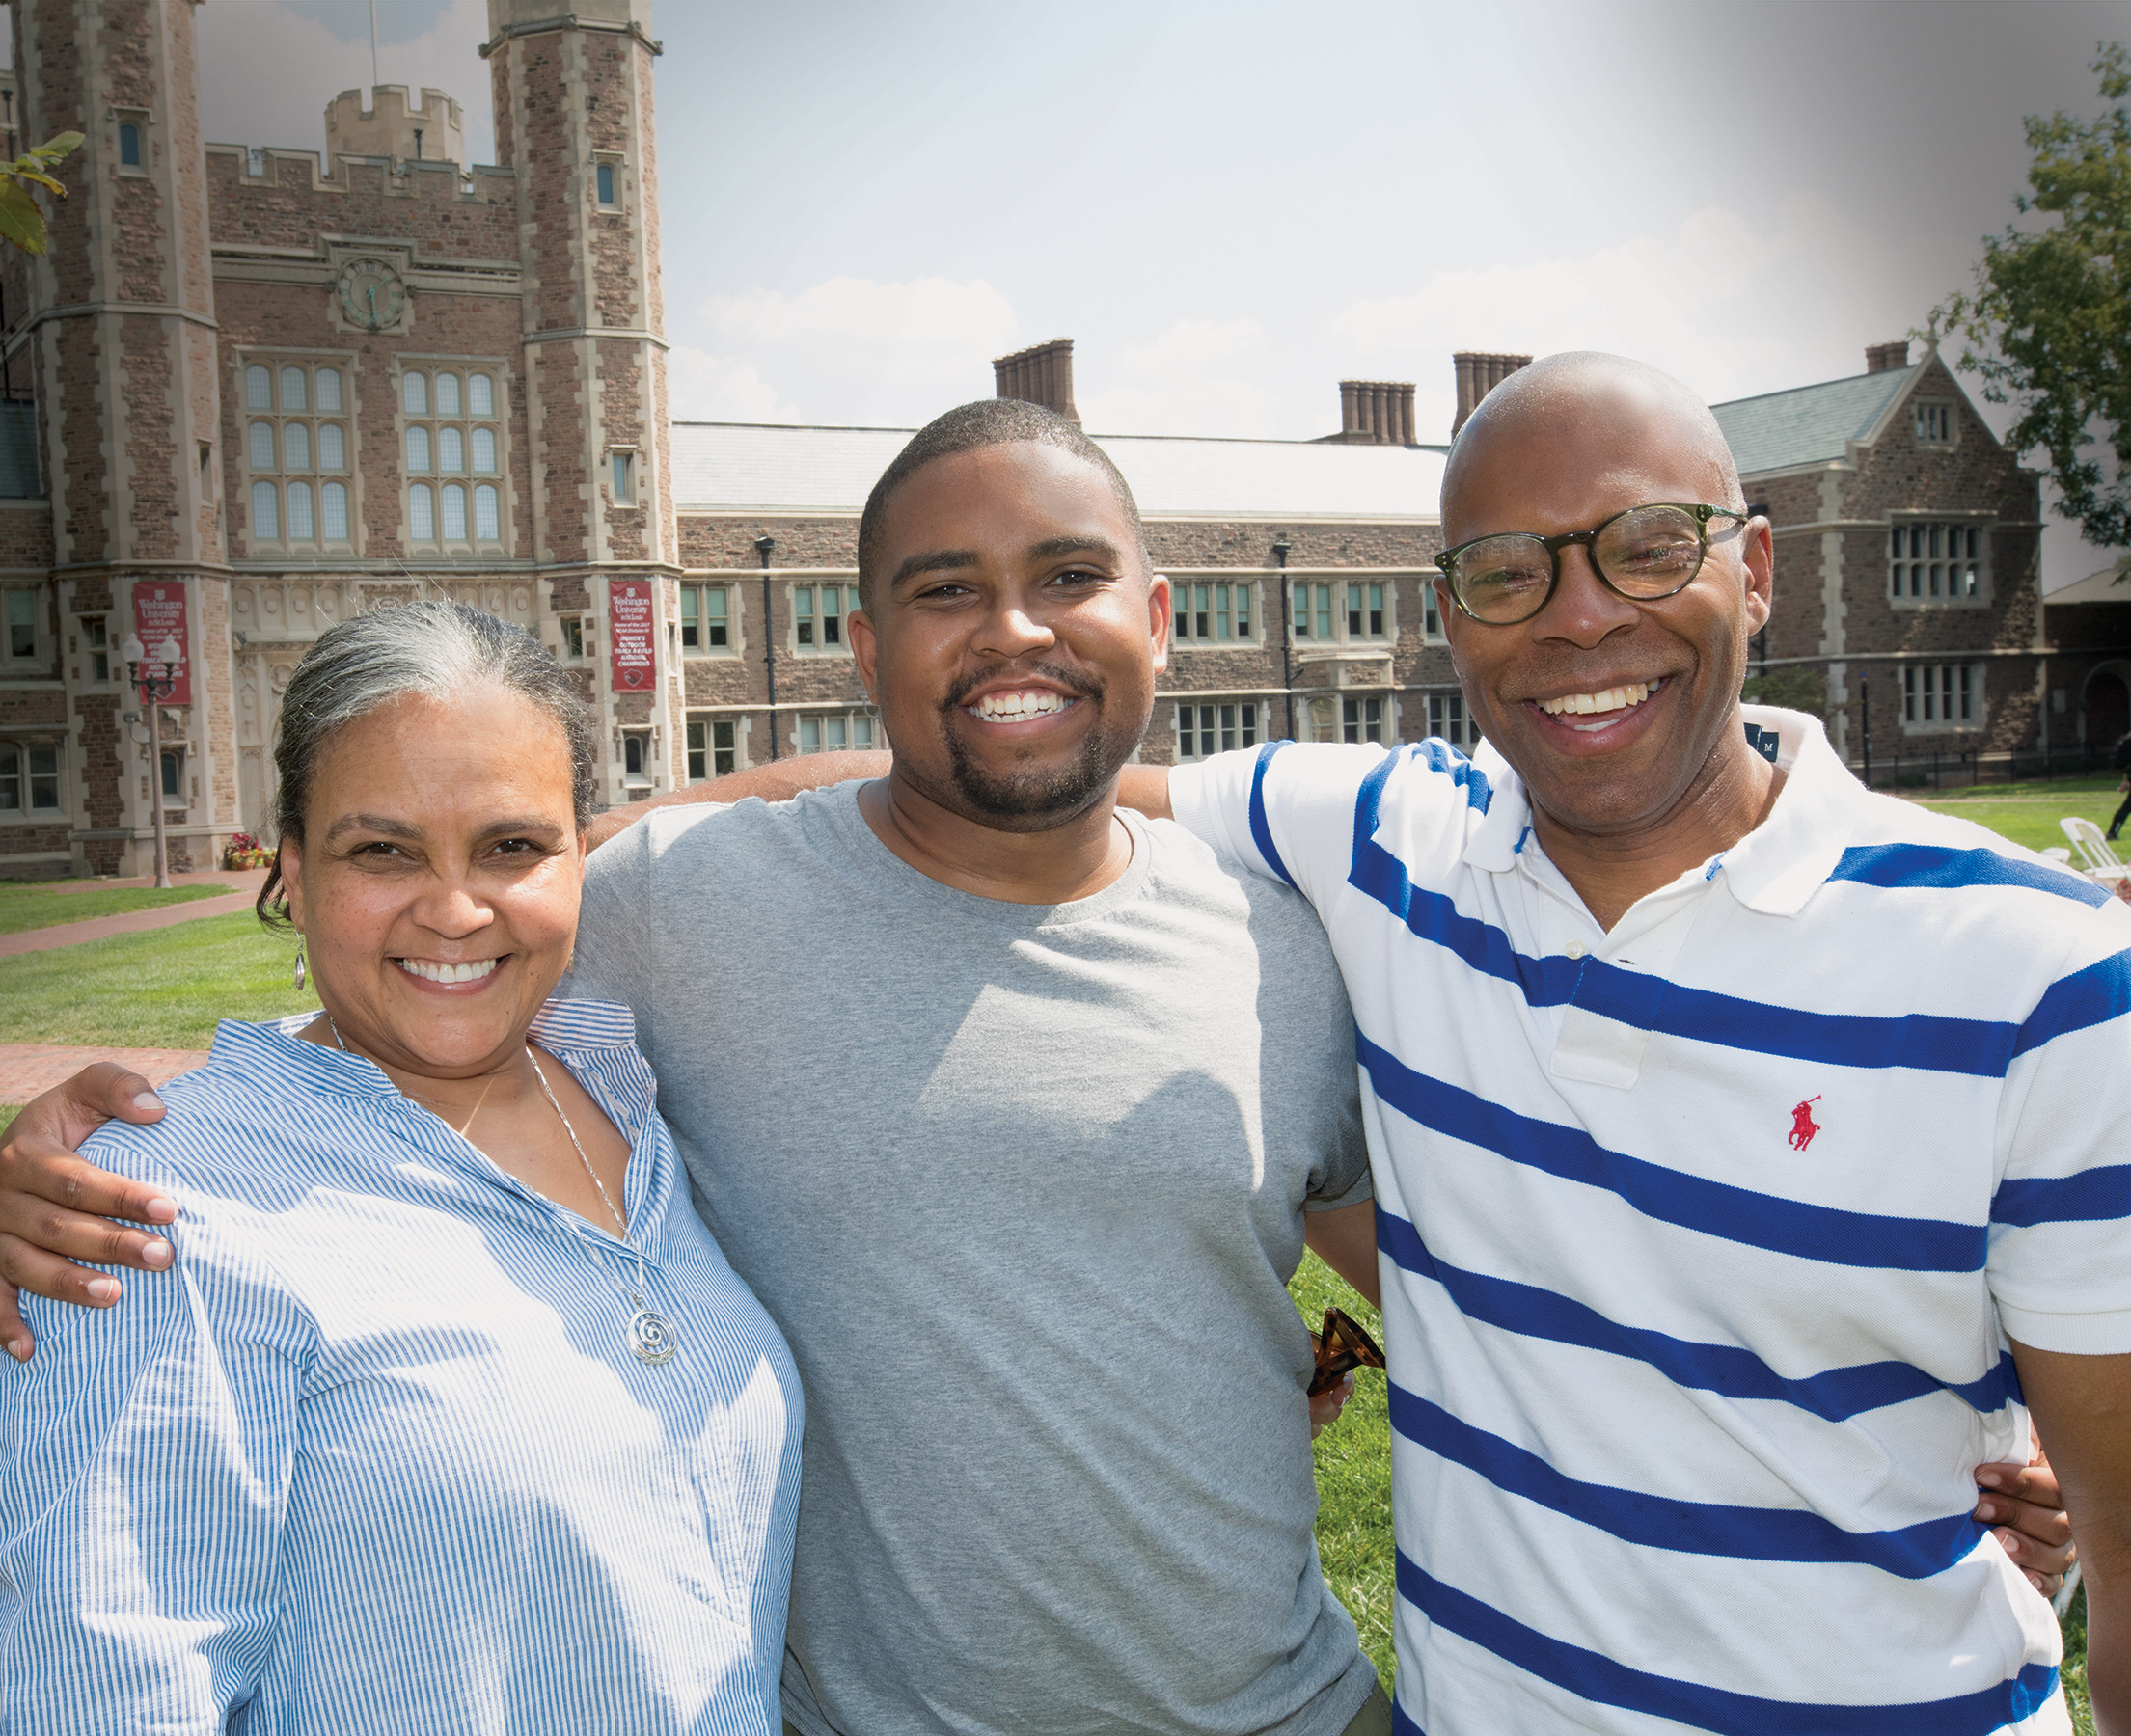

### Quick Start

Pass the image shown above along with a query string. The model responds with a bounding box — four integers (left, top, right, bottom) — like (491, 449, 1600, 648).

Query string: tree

(1938, 43, 2131, 549)
(0, 131, 82, 257)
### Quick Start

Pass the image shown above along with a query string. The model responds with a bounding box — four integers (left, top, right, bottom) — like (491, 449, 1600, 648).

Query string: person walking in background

(2105, 729, 2131, 839)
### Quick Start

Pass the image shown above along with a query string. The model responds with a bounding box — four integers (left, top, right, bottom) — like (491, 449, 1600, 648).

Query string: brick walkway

(0, 1044, 212, 1104)
(0, 870, 266, 958)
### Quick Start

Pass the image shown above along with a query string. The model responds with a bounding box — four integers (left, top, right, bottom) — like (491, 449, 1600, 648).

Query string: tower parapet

(324, 85, 465, 168)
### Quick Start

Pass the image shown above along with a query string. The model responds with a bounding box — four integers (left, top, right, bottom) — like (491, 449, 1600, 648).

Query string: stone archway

(2082, 661, 2131, 754)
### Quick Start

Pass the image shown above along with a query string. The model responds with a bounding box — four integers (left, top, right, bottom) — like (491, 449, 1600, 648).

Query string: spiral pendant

(628, 1307, 679, 1366)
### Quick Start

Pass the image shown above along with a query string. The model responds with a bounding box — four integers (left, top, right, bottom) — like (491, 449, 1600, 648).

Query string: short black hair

(855, 399, 1149, 611)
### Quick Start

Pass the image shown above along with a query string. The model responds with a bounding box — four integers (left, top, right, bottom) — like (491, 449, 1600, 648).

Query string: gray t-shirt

(567, 786, 1376, 1736)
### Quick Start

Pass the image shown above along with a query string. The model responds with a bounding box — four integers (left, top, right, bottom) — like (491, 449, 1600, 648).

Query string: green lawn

(1910, 793, 2122, 854)
(1292, 1251, 1397, 1686)
(0, 909, 314, 1048)
(0, 881, 232, 935)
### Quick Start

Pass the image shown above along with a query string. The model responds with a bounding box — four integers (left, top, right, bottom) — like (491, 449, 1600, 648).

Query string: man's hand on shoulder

(583, 750, 893, 851)
(0, 1064, 176, 1361)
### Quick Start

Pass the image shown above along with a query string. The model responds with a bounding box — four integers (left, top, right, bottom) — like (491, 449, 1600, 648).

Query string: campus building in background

(0, 0, 2066, 878)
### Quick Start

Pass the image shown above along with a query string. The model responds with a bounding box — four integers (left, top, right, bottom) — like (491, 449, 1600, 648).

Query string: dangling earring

(292, 937, 308, 991)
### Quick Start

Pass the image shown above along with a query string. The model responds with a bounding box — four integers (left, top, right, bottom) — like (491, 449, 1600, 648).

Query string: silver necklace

(526, 1045, 679, 1367)
(324, 1013, 678, 1367)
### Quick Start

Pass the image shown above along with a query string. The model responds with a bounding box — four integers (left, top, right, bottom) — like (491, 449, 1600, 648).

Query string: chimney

(1330, 380, 1417, 445)
(1451, 352, 1533, 436)
(993, 339, 1079, 423)
(1865, 339, 1912, 374)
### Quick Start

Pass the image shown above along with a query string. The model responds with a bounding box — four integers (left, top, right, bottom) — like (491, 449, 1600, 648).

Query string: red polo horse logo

(1789, 1097, 1822, 1152)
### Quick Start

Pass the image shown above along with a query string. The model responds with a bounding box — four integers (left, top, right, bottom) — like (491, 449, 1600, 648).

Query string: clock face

(336, 258, 406, 332)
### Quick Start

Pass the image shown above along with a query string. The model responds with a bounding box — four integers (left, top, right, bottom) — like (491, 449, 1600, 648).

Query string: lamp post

(1271, 537, 1294, 740)
(755, 534, 779, 760)
(121, 631, 181, 888)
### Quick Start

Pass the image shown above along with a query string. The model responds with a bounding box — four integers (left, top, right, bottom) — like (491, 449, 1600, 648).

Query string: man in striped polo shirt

(1139, 351, 2131, 1734)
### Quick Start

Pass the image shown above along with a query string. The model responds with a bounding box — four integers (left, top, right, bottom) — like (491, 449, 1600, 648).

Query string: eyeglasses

(1308, 1306, 1386, 1397)
(1438, 502, 1752, 626)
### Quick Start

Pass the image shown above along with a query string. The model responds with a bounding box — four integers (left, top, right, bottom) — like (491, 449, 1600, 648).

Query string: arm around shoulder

(583, 750, 891, 850)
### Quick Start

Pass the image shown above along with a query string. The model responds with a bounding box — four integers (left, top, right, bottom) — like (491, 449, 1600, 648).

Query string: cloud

(1326, 193, 1971, 436)
(196, 0, 497, 165)
(666, 347, 797, 424)
(1077, 316, 1282, 437)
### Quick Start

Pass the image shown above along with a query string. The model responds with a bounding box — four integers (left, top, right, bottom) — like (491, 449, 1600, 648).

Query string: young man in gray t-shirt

(561, 400, 1388, 1735)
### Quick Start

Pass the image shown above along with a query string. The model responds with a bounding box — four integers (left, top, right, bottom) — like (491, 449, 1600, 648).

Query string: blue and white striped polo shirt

(0, 1001, 804, 1736)
(1172, 706, 2131, 1736)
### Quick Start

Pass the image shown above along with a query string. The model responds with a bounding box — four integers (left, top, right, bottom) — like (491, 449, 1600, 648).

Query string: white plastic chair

(2060, 817, 2131, 888)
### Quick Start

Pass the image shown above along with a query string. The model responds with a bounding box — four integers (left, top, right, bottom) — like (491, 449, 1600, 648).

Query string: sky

(178, 0, 2131, 585)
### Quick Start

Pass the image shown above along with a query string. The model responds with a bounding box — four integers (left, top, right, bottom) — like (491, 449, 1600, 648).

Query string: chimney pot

(1333, 379, 1418, 445)
(1451, 351, 1532, 435)
(993, 338, 1080, 423)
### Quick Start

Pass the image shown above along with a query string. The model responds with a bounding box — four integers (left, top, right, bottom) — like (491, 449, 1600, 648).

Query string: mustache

(939, 661, 1105, 714)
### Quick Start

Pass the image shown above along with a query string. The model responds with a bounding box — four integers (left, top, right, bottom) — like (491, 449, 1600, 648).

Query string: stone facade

(1716, 344, 2049, 779)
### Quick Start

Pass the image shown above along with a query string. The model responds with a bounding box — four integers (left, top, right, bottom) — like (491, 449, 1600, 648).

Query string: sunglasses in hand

(1307, 1306, 1385, 1397)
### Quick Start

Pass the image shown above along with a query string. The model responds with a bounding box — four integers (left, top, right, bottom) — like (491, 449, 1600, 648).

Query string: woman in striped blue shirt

(0, 602, 803, 1734)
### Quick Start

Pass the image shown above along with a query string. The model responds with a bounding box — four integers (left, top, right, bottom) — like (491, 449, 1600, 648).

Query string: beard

(913, 660, 1149, 832)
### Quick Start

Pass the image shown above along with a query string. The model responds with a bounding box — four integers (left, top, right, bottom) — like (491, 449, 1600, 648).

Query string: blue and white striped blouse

(0, 1001, 803, 1736)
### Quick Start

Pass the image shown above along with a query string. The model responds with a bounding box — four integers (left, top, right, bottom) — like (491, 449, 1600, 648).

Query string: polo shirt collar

(1456, 705, 1865, 917)
(1713, 705, 1871, 916)
(1462, 739, 1535, 873)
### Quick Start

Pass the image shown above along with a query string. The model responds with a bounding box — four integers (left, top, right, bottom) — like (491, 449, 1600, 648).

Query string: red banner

(131, 581, 192, 705)
(609, 578, 655, 692)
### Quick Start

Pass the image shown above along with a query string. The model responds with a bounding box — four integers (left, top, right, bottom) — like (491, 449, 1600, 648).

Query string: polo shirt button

(1564, 941, 1588, 960)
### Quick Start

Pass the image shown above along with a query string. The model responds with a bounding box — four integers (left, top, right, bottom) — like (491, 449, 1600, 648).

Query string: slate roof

(669, 421, 1446, 522)
(2041, 560, 2131, 606)
(1709, 366, 1915, 476)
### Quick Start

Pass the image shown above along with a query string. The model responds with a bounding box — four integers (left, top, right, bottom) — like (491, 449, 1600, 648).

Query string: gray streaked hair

(258, 600, 596, 926)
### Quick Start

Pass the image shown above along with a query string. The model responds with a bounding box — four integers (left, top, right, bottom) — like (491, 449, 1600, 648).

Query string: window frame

(791, 582, 859, 656)
(399, 360, 509, 553)
(678, 583, 737, 657)
(1899, 661, 1988, 734)
(794, 709, 878, 755)
(593, 153, 625, 212)
(2, 585, 41, 666)
(1424, 689, 1472, 747)
(113, 108, 150, 176)
(0, 740, 63, 817)
(236, 353, 357, 555)
(1887, 517, 1990, 609)
(1290, 576, 1397, 646)
(77, 612, 110, 685)
(1912, 401, 1957, 448)
(1174, 700, 1261, 760)
(1169, 580, 1258, 647)
(685, 717, 741, 781)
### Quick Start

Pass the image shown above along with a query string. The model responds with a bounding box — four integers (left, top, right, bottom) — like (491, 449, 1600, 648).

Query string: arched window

(402, 372, 427, 415)
(441, 483, 467, 542)
(474, 483, 500, 542)
(471, 426, 496, 474)
(317, 423, 345, 471)
(437, 426, 464, 473)
(408, 483, 434, 541)
(468, 373, 494, 417)
(436, 373, 461, 416)
(315, 368, 342, 412)
(283, 422, 311, 472)
(245, 366, 272, 409)
(119, 123, 141, 167)
(321, 481, 349, 542)
(405, 426, 430, 472)
(287, 481, 314, 541)
(248, 421, 275, 471)
(251, 479, 279, 539)
(279, 366, 307, 411)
